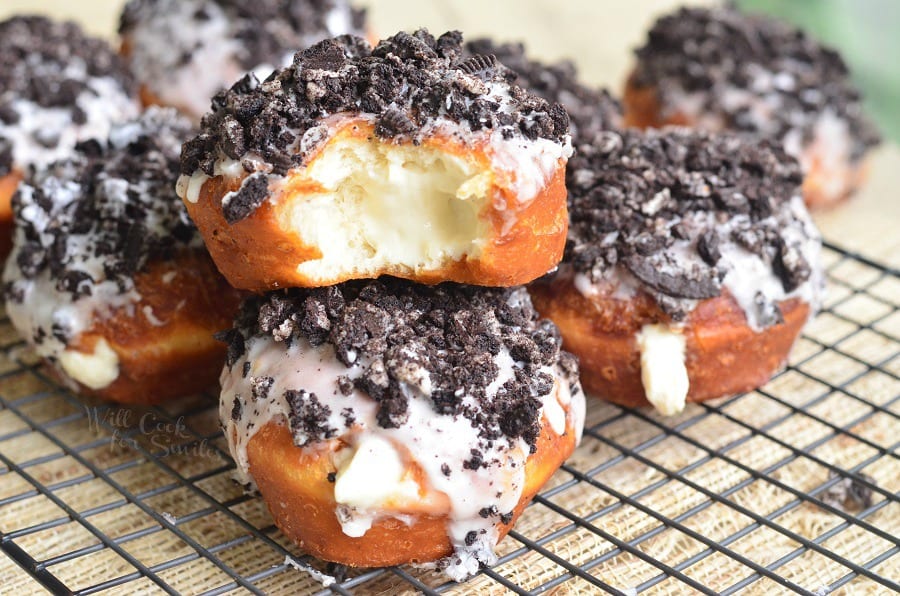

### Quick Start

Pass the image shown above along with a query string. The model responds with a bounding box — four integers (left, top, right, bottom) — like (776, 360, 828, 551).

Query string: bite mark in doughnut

(183, 118, 569, 290)
(531, 127, 824, 414)
(220, 281, 585, 579)
(177, 31, 572, 291)
(622, 5, 880, 208)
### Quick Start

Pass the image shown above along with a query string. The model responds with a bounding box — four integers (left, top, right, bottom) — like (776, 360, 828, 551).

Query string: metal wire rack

(0, 240, 897, 595)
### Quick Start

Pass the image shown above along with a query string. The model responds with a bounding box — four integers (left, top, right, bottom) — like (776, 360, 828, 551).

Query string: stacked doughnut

(119, 0, 369, 120)
(178, 31, 585, 578)
(623, 5, 880, 208)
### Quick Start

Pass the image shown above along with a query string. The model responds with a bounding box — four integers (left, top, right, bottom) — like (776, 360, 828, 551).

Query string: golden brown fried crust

(0, 170, 23, 259)
(184, 119, 568, 291)
(621, 74, 868, 209)
(529, 276, 810, 408)
(64, 251, 243, 405)
(246, 410, 578, 568)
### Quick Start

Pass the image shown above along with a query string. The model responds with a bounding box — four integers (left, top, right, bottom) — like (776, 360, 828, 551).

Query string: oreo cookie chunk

(220, 279, 584, 580)
(463, 38, 622, 142)
(564, 127, 824, 328)
(0, 15, 139, 174)
(119, 0, 368, 119)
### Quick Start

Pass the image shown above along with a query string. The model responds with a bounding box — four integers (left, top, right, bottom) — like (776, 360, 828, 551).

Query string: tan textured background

(0, 2, 897, 595)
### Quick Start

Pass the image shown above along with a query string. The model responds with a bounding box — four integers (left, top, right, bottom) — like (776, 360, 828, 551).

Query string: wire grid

(0, 240, 897, 595)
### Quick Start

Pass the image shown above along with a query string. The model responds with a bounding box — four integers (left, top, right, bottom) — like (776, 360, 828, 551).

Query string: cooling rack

(0, 240, 897, 595)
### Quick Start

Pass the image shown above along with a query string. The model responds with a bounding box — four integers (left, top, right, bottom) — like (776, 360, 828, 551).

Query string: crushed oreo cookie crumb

(463, 38, 622, 141)
(222, 172, 269, 223)
(228, 279, 579, 454)
(820, 471, 875, 513)
(250, 376, 274, 401)
(0, 16, 135, 111)
(565, 127, 814, 321)
(632, 5, 880, 160)
(4, 109, 200, 343)
(120, 0, 367, 76)
(181, 29, 569, 181)
(285, 389, 337, 447)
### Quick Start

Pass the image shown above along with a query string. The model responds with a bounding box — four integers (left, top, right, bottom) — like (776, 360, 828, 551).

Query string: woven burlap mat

(0, 243, 897, 595)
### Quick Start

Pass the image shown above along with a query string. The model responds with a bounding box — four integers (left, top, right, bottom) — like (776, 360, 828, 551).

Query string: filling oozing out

(636, 324, 689, 415)
(282, 133, 492, 280)
(3, 108, 199, 391)
(220, 282, 585, 581)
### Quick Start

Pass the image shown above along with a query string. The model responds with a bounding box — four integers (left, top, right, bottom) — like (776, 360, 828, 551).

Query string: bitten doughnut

(177, 30, 572, 291)
(529, 128, 824, 415)
(3, 108, 242, 405)
(463, 38, 622, 140)
(623, 5, 881, 208)
(0, 16, 140, 257)
(119, 0, 368, 120)
(219, 280, 584, 579)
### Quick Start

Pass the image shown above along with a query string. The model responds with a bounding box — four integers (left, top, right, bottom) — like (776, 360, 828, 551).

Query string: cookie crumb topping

(632, 5, 880, 160)
(463, 38, 622, 141)
(227, 279, 579, 451)
(120, 0, 367, 74)
(0, 16, 139, 172)
(181, 29, 570, 177)
(6, 108, 199, 311)
(566, 127, 821, 323)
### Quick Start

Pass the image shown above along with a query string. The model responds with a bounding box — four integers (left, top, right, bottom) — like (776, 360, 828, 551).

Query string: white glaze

(0, 77, 139, 173)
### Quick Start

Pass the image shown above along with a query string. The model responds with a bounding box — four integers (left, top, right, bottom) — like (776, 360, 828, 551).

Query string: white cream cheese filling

(57, 338, 120, 390)
(637, 324, 689, 416)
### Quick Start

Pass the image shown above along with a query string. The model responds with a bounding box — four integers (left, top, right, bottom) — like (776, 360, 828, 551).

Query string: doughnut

(529, 127, 824, 414)
(622, 5, 881, 208)
(119, 0, 368, 120)
(219, 280, 584, 579)
(463, 38, 623, 141)
(3, 108, 242, 405)
(177, 31, 573, 291)
(0, 16, 140, 258)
